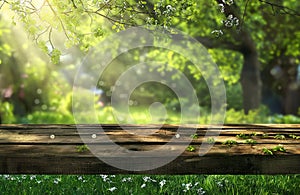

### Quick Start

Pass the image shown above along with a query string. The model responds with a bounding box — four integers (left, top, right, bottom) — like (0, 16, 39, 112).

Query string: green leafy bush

(270, 114, 300, 124)
(0, 102, 16, 123)
(24, 111, 74, 124)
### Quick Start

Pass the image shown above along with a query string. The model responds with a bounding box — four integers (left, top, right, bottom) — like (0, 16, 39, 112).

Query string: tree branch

(45, 0, 70, 40)
(168, 33, 241, 51)
(195, 36, 241, 51)
(259, 0, 300, 16)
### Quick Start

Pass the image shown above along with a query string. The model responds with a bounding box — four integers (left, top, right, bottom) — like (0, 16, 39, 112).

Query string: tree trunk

(240, 33, 262, 114)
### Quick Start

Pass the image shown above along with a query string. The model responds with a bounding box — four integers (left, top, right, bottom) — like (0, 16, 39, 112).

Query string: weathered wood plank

(0, 124, 299, 174)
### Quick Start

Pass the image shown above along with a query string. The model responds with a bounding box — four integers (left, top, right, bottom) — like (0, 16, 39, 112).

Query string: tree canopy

(1, 0, 300, 117)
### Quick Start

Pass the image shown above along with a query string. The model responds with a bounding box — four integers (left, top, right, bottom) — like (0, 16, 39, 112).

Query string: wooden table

(0, 124, 299, 174)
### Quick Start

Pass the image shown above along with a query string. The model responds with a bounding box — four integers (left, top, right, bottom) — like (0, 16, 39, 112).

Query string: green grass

(0, 174, 299, 194)
(19, 105, 300, 125)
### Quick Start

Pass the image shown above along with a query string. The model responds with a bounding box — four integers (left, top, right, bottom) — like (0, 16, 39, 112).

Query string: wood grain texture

(0, 124, 299, 174)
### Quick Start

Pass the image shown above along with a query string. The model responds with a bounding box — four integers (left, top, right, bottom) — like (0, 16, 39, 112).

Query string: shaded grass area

(1, 174, 299, 194)
(22, 105, 300, 124)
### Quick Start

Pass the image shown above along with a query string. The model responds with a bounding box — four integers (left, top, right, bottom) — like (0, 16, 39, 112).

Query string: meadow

(1, 174, 299, 194)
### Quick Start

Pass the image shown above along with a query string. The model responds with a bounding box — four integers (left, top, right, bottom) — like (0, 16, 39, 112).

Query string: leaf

(51, 48, 61, 65)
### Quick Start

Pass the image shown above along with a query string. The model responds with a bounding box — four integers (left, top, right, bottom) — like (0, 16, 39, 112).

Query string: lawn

(1, 174, 299, 194)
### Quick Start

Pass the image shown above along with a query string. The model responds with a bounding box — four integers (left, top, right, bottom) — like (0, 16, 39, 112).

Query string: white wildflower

(143, 176, 151, 182)
(100, 174, 110, 182)
(182, 183, 193, 192)
(197, 187, 206, 195)
(122, 177, 132, 182)
(216, 181, 223, 187)
(53, 178, 61, 184)
(218, 4, 224, 13)
(108, 187, 117, 192)
(166, 5, 173, 10)
(30, 175, 36, 180)
(159, 179, 166, 188)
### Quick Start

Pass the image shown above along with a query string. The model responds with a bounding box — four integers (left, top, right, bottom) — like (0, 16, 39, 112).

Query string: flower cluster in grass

(182, 182, 206, 194)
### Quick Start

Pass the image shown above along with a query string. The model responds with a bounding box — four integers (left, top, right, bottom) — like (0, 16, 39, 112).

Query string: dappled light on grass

(18, 105, 300, 124)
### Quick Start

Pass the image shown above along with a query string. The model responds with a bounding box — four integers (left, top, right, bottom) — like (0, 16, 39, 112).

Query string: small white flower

(141, 183, 146, 188)
(108, 187, 117, 192)
(211, 30, 224, 37)
(166, 5, 173, 10)
(197, 187, 206, 195)
(30, 175, 36, 180)
(50, 134, 55, 139)
(233, 18, 239, 26)
(92, 134, 97, 139)
(143, 176, 150, 182)
(3, 175, 10, 180)
(182, 183, 192, 191)
(216, 181, 223, 187)
(53, 178, 61, 184)
(100, 174, 110, 182)
(175, 133, 180, 139)
(159, 179, 166, 188)
(218, 4, 225, 13)
(228, 0, 234, 5)
(122, 177, 132, 182)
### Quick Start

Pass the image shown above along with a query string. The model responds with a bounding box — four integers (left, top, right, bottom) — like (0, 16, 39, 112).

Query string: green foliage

(1, 0, 300, 125)
(274, 134, 285, 140)
(190, 134, 198, 139)
(206, 137, 215, 144)
(76, 145, 89, 153)
(271, 115, 300, 124)
(289, 134, 300, 140)
(245, 139, 257, 145)
(262, 147, 273, 155)
(50, 48, 61, 65)
(236, 133, 251, 139)
(0, 102, 16, 123)
(2, 0, 300, 115)
(272, 145, 286, 153)
(222, 140, 237, 147)
(236, 133, 257, 140)
(263, 144, 287, 155)
(186, 145, 196, 152)
(225, 106, 271, 124)
(24, 111, 74, 124)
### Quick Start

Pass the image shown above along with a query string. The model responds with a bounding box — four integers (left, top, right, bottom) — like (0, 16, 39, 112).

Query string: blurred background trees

(0, 0, 299, 123)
